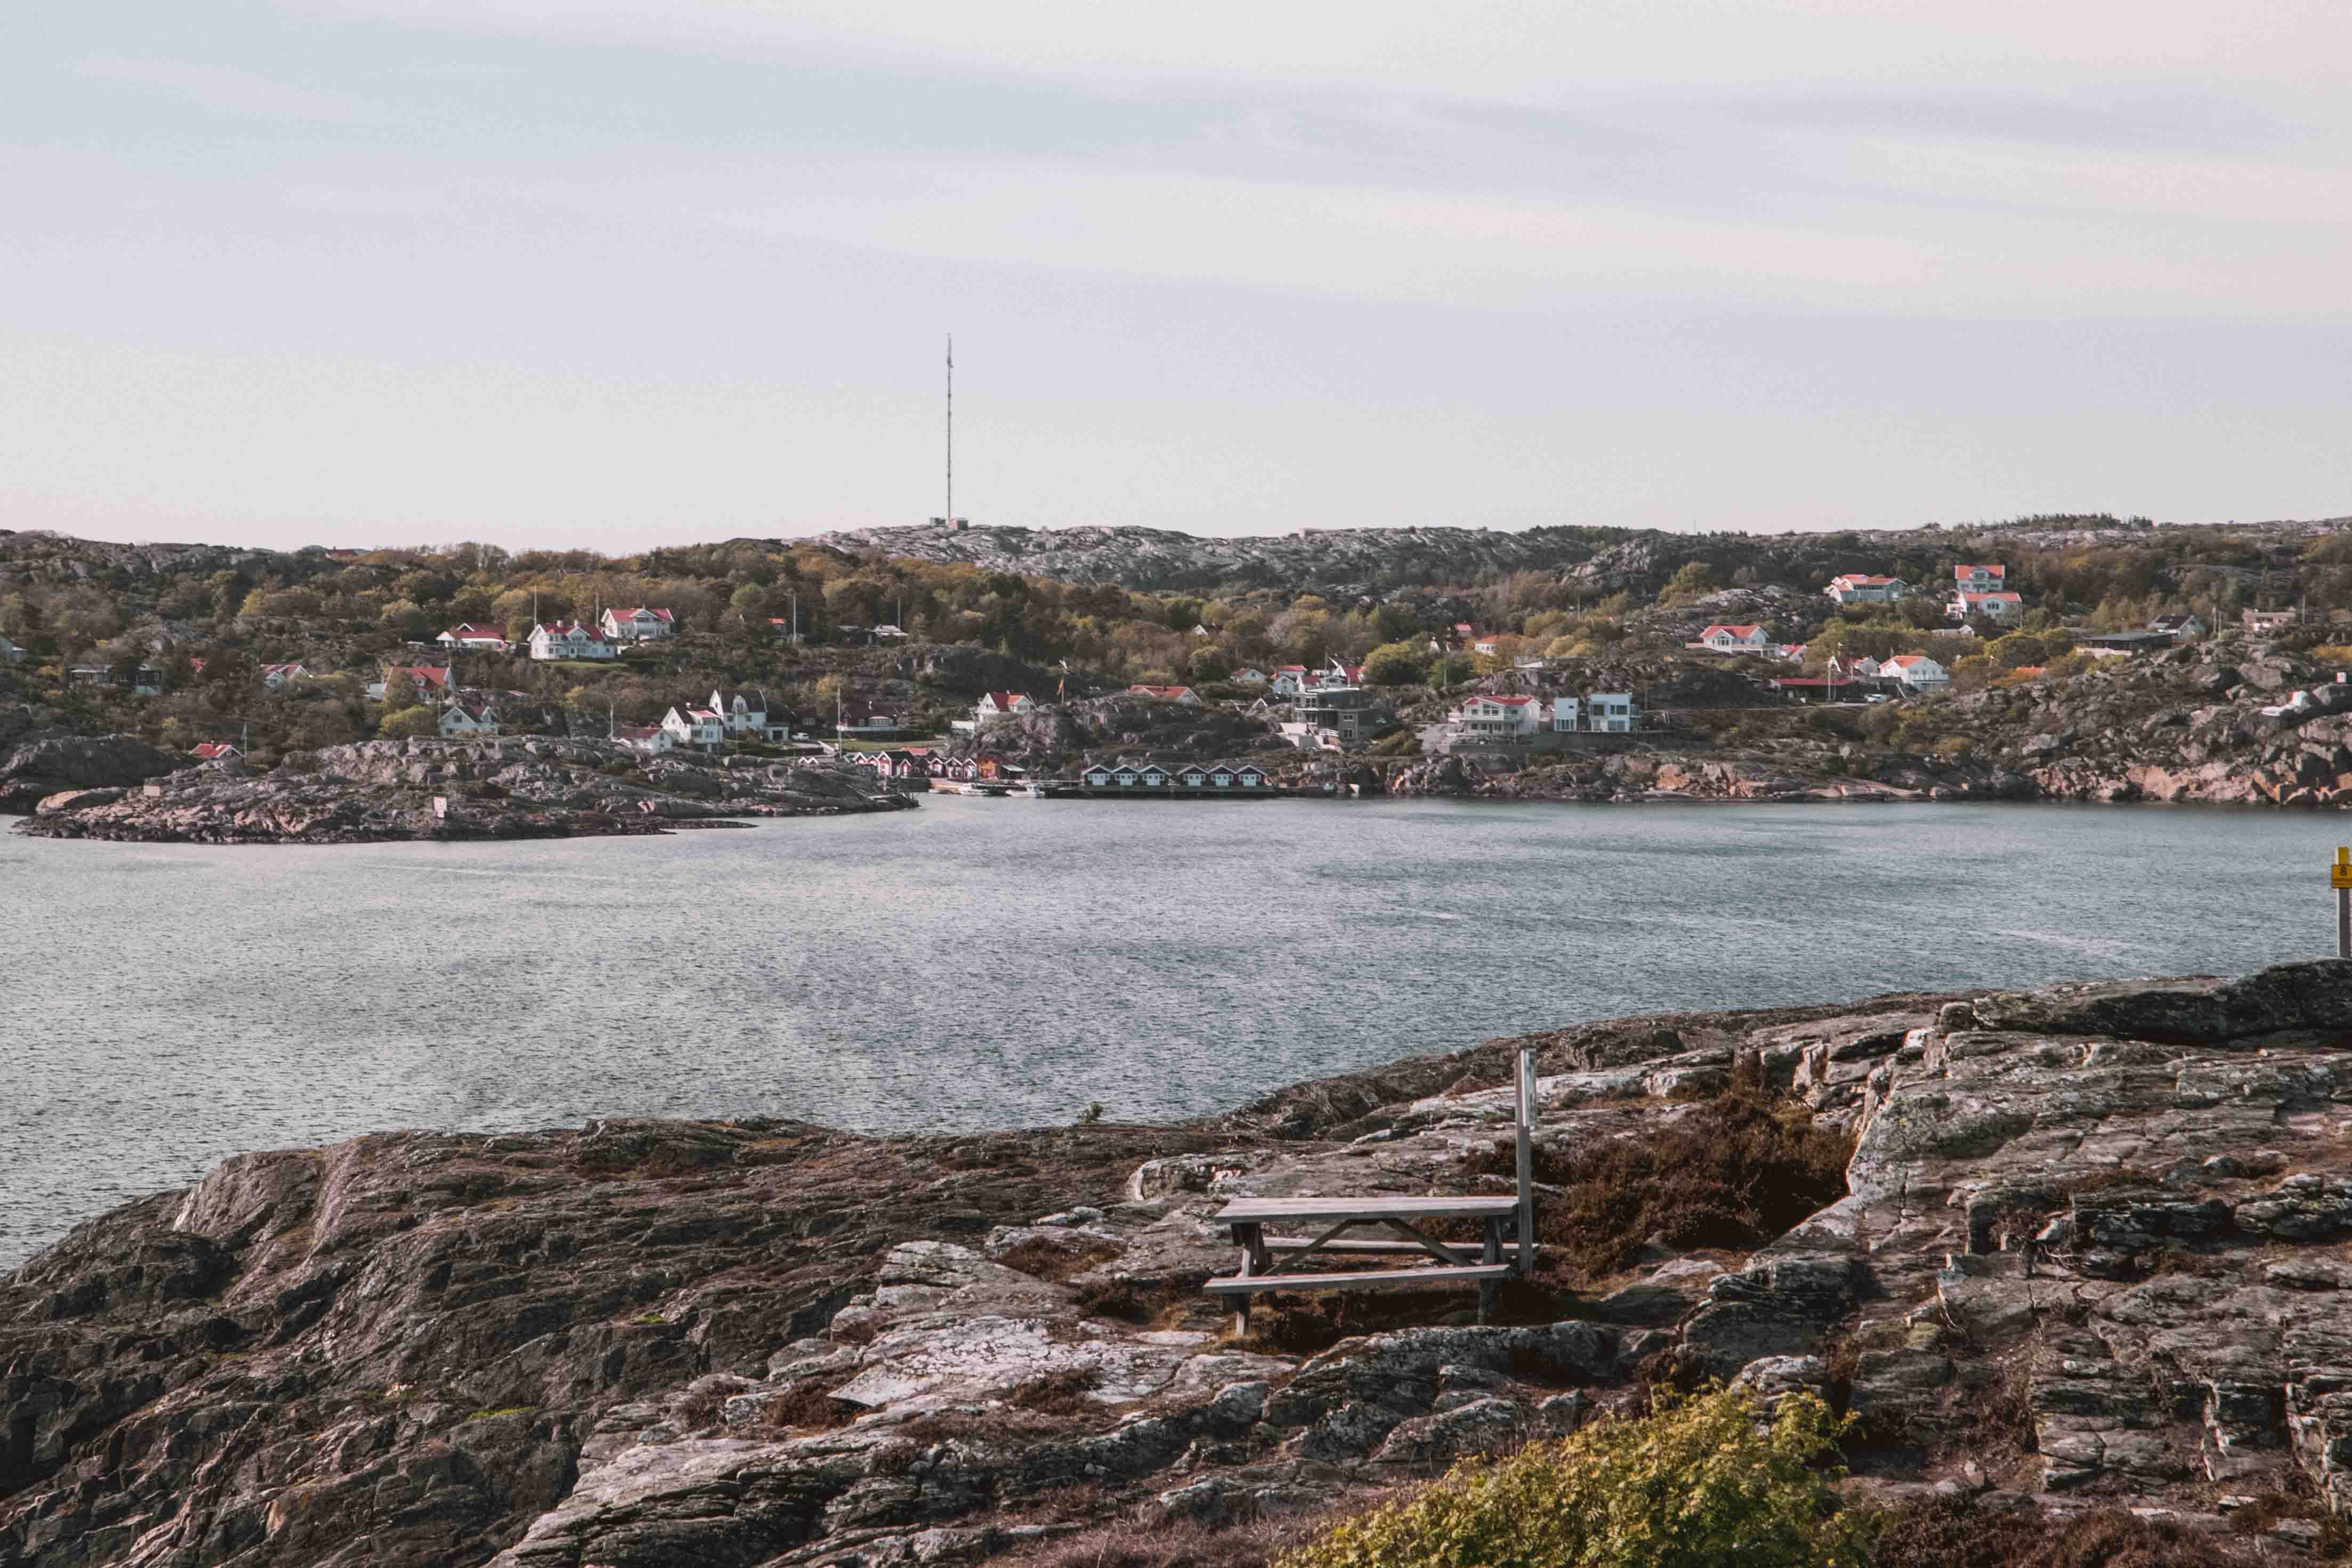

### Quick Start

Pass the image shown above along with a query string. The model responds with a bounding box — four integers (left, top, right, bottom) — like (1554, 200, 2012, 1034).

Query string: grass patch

(762, 1378, 860, 1432)
(999, 1235, 1124, 1283)
(1006, 1367, 1102, 1416)
(460, 1405, 536, 1424)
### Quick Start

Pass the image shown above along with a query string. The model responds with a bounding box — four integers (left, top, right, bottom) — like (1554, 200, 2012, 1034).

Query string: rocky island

(13, 964, 2352, 1564)
(6, 729, 912, 845)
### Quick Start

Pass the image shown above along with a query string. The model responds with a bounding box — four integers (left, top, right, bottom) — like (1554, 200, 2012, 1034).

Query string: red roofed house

(260, 662, 309, 689)
(528, 621, 615, 661)
(1825, 574, 1906, 604)
(1948, 589, 2025, 624)
(190, 741, 244, 762)
(1126, 684, 1201, 705)
(1698, 624, 1771, 651)
(661, 704, 724, 750)
(600, 607, 676, 643)
(1453, 693, 1543, 738)
(614, 724, 673, 756)
(437, 623, 509, 650)
(1270, 665, 1313, 696)
(375, 664, 455, 700)
(1953, 564, 2006, 592)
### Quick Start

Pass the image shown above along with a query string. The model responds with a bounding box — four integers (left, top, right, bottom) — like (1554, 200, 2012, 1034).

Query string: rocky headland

(15, 964, 2352, 1564)
(10, 738, 912, 845)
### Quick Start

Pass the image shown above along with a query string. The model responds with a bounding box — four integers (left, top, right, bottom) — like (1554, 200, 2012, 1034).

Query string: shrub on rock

(1278, 1386, 1864, 1568)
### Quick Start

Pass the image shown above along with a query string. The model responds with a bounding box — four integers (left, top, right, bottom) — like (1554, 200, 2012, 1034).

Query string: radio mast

(931, 335, 965, 528)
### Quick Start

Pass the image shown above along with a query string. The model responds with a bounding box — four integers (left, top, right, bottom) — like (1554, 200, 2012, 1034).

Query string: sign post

(2334, 847, 2352, 959)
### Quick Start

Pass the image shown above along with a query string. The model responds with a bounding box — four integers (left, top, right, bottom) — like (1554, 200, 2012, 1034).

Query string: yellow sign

(2335, 847, 2352, 890)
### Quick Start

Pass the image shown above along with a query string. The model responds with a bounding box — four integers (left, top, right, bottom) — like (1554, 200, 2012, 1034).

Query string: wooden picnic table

(1206, 1195, 1521, 1330)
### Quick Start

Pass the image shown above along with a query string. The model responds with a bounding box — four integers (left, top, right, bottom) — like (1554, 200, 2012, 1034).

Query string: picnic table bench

(1205, 1051, 1540, 1331)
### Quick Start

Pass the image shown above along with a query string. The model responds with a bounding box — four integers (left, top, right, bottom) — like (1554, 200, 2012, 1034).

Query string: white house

(529, 621, 616, 661)
(662, 705, 724, 749)
(1948, 590, 2024, 623)
(613, 724, 673, 756)
(1552, 697, 1581, 731)
(1825, 575, 1906, 604)
(1231, 666, 1267, 685)
(709, 688, 771, 738)
(260, 662, 309, 689)
(2150, 613, 2206, 642)
(835, 710, 899, 737)
(1126, 684, 1201, 705)
(1880, 654, 1950, 689)
(1953, 564, 2006, 594)
(1587, 693, 1635, 733)
(1697, 624, 1772, 651)
(1453, 693, 1543, 738)
(438, 702, 500, 737)
(1270, 665, 1312, 696)
(600, 607, 675, 643)
(190, 741, 244, 762)
(2245, 608, 2300, 633)
(436, 624, 508, 651)
(975, 691, 1033, 725)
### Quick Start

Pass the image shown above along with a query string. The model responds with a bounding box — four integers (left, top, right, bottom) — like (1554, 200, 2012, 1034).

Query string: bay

(0, 797, 2329, 1268)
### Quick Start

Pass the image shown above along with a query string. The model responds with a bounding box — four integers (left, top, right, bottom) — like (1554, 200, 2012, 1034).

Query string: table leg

(1233, 1222, 1260, 1338)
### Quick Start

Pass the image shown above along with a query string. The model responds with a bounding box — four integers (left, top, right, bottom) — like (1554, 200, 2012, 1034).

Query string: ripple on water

(0, 798, 2327, 1266)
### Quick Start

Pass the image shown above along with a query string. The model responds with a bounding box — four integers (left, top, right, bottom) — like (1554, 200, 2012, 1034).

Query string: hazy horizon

(11, 2, 2352, 551)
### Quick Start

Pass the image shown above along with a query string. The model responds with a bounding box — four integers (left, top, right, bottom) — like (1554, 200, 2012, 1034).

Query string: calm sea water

(0, 797, 2334, 1268)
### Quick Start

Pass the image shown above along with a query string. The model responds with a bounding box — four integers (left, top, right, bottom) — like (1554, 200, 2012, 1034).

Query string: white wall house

(1953, 564, 2006, 594)
(1949, 590, 2024, 623)
(601, 607, 675, 642)
(1880, 654, 1950, 689)
(662, 705, 724, 749)
(1270, 666, 1312, 696)
(260, 662, 309, 690)
(709, 688, 770, 737)
(1126, 684, 1201, 705)
(1453, 693, 1543, 738)
(613, 724, 673, 756)
(1698, 624, 1771, 651)
(1587, 693, 1635, 732)
(1552, 697, 1581, 731)
(975, 691, 1032, 725)
(1825, 575, 1905, 604)
(438, 702, 500, 737)
(437, 624, 508, 650)
(529, 621, 616, 661)
(1231, 666, 1267, 685)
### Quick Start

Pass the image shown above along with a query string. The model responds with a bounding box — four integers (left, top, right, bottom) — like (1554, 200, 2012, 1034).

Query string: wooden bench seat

(1215, 1196, 1519, 1224)
(1205, 1264, 1513, 1295)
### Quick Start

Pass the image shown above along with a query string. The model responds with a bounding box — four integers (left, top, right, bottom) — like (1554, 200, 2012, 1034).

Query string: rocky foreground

(18, 967, 2352, 1564)
(10, 738, 913, 844)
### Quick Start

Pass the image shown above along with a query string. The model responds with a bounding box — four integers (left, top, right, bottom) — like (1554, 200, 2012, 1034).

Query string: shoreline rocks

(17, 966, 2352, 1564)
(9, 738, 915, 844)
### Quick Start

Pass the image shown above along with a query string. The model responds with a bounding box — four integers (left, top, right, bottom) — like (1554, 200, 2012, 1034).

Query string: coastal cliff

(14, 968, 2352, 1564)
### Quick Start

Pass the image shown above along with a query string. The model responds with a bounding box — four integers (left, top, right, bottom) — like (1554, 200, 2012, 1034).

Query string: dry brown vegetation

(1467, 1057, 1855, 1278)
(999, 1235, 1125, 1283)
(996, 1514, 1351, 1568)
(1870, 1493, 2273, 1568)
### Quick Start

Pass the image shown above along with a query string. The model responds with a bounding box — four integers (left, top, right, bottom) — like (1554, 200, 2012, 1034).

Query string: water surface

(1, 797, 2330, 1267)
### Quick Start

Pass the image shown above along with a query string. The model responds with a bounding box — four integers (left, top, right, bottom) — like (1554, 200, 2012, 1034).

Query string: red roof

(442, 623, 504, 640)
(1883, 654, 1931, 668)
(191, 742, 239, 759)
(1127, 684, 1194, 700)
(612, 607, 674, 622)
(1701, 624, 1763, 638)
(534, 621, 603, 637)
(1957, 590, 2022, 603)
(1954, 564, 2006, 580)
(1469, 694, 1537, 707)
(982, 691, 1028, 709)
(1832, 574, 1897, 586)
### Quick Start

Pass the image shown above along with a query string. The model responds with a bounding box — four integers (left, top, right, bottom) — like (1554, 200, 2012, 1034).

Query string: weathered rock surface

(9, 739, 912, 844)
(0, 710, 175, 813)
(15, 964, 2352, 1564)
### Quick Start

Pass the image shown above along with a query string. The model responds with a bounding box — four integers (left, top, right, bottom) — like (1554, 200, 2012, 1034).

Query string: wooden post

(2338, 847, 2350, 959)
(1479, 1218, 1501, 1323)
(1232, 1222, 1259, 1338)
(1515, 1048, 1535, 1276)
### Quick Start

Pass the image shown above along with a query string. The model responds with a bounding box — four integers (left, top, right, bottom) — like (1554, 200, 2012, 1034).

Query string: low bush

(1467, 1060, 1854, 1278)
(998, 1235, 1123, 1283)
(1278, 1385, 1865, 1568)
(1003, 1516, 1333, 1568)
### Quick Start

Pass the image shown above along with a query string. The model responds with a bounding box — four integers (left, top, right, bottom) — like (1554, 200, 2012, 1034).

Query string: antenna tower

(945, 334, 954, 523)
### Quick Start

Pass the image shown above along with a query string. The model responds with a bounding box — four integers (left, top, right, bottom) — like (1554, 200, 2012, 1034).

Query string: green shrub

(1279, 1386, 1864, 1568)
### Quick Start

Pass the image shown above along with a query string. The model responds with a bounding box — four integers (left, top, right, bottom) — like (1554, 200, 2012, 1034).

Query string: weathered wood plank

(1203, 1264, 1513, 1295)
(1257, 1236, 1492, 1257)
(1215, 1196, 1519, 1222)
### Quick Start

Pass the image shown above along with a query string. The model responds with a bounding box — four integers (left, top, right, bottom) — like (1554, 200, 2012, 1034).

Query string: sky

(6, 2, 2352, 551)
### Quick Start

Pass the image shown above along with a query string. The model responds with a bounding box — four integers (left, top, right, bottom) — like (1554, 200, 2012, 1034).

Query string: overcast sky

(7, 2, 2351, 551)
